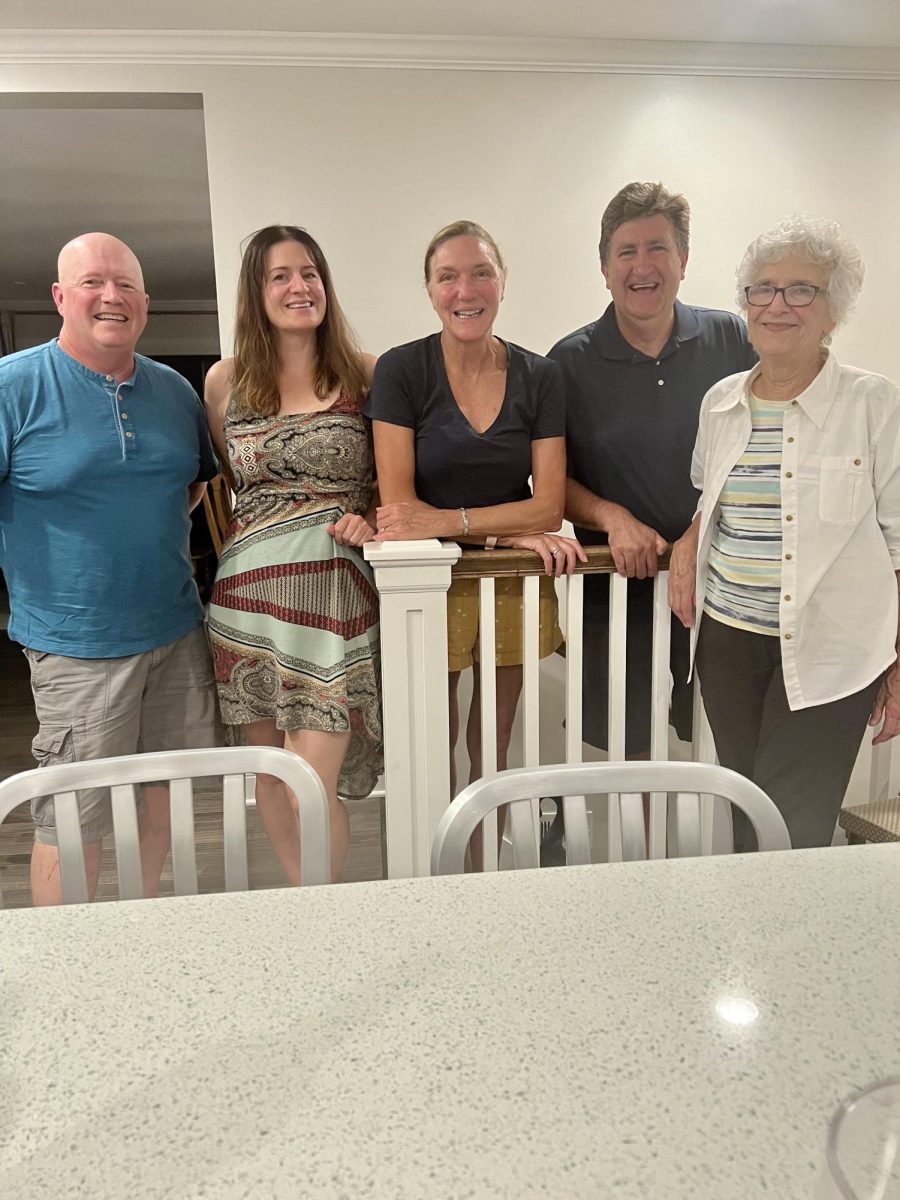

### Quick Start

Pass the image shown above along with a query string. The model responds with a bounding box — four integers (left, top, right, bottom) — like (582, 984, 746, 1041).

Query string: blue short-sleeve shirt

(0, 339, 219, 657)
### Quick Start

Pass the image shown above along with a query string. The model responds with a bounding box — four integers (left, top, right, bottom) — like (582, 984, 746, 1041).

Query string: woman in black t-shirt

(364, 220, 584, 851)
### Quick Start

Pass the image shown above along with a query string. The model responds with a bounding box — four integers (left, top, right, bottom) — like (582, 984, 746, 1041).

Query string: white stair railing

(367, 541, 892, 877)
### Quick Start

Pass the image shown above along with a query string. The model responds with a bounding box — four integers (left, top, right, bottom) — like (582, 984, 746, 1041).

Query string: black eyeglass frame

(744, 284, 822, 308)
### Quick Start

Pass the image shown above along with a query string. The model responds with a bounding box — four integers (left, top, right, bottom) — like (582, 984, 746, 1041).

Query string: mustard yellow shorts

(447, 575, 563, 672)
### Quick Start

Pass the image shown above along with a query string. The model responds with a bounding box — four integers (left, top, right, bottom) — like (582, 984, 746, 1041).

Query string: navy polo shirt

(0, 339, 218, 657)
(549, 300, 756, 546)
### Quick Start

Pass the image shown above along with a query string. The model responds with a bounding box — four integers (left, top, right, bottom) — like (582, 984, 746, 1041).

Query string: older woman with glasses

(668, 216, 900, 850)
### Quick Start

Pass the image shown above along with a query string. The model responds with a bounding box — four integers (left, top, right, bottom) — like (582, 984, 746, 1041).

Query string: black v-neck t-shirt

(364, 334, 565, 510)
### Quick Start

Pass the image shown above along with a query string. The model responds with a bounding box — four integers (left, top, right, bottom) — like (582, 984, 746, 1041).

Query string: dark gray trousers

(696, 616, 882, 851)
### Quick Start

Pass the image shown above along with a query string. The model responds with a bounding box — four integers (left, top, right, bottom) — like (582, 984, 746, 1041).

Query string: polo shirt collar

(591, 299, 700, 362)
(710, 350, 838, 427)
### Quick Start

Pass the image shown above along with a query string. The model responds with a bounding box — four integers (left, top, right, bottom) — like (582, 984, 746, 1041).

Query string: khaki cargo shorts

(24, 625, 222, 846)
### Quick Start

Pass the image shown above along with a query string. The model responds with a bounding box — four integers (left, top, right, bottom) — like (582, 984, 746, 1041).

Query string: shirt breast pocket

(818, 455, 871, 525)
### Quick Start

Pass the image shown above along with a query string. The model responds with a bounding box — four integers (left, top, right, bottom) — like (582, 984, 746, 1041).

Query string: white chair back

(0, 746, 330, 905)
(431, 761, 790, 876)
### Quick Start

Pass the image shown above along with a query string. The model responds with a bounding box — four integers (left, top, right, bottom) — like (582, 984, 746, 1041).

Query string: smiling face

(53, 233, 149, 371)
(262, 240, 326, 335)
(426, 235, 505, 344)
(746, 254, 835, 368)
(601, 213, 687, 334)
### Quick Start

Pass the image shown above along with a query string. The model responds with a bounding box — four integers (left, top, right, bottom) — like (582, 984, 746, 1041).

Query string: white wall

(2, 54, 898, 809)
(2, 63, 898, 376)
(201, 68, 900, 376)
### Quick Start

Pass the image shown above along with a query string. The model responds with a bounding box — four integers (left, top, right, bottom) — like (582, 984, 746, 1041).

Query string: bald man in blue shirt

(0, 233, 220, 904)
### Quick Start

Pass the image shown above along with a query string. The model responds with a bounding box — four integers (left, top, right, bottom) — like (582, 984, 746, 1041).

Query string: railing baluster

(560, 574, 590, 865)
(869, 740, 891, 805)
(689, 674, 721, 853)
(649, 574, 672, 859)
(606, 573, 628, 862)
(478, 576, 499, 871)
(509, 574, 541, 868)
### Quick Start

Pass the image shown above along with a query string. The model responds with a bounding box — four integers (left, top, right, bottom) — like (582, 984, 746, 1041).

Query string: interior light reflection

(715, 996, 760, 1026)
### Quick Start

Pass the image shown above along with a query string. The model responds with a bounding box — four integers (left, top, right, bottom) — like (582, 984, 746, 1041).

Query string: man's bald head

(52, 231, 150, 376)
(57, 232, 145, 291)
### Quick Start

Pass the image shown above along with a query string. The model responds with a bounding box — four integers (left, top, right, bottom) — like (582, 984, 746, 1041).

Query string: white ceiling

(2, 0, 899, 48)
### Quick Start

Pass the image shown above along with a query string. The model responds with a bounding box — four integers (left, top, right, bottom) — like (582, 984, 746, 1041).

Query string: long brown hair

(231, 225, 368, 417)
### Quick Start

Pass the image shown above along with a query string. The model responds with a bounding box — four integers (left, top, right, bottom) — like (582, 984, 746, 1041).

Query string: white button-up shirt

(690, 352, 900, 709)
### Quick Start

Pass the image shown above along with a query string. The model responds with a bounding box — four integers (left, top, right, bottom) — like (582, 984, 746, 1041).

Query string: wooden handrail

(451, 544, 672, 580)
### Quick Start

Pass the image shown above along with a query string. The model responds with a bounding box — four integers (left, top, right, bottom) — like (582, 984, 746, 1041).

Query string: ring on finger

(550, 547, 559, 557)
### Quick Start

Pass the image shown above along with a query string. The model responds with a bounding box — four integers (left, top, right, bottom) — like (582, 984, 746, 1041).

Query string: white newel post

(365, 540, 460, 878)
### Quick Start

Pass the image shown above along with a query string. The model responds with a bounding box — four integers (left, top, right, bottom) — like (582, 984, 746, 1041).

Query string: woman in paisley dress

(205, 225, 382, 883)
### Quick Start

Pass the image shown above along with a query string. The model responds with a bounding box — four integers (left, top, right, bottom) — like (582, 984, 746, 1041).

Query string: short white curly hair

(736, 215, 865, 330)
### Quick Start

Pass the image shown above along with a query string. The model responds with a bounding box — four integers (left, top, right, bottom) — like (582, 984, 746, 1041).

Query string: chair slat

(222, 774, 249, 892)
(110, 784, 143, 900)
(508, 799, 539, 869)
(620, 792, 646, 862)
(675, 792, 701, 857)
(169, 778, 198, 896)
(478, 577, 499, 872)
(561, 795, 591, 866)
(55, 791, 89, 904)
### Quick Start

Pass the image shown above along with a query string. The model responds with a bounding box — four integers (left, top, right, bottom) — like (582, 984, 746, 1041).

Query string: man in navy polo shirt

(549, 182, 756, 760)
(0, 232, 220, 904)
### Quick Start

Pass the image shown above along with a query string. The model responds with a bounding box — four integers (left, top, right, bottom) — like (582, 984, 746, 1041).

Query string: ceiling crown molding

(2, 29, 899, 78)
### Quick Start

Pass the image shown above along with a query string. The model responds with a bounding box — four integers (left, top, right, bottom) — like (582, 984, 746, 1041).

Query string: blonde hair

(423, 220, 506, 284)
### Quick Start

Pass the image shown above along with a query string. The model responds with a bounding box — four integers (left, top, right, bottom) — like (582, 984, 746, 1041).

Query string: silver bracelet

(459, 507, 469, 536)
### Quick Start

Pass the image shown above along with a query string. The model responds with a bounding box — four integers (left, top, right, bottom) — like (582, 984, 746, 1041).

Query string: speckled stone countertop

(1, 845, 898, 1199)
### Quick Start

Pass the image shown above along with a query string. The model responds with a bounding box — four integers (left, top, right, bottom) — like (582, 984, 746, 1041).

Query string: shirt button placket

(117, 387, 135, 457)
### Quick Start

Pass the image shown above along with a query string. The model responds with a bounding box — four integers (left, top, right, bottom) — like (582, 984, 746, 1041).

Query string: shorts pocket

(187, 626, 216, 688)
(23, 647, 52, 684)
(31, 724, 75, 768)
(818, 456, 870, 525)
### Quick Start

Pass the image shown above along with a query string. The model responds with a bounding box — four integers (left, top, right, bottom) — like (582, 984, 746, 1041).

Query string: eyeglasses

(744, 284, 822, 308)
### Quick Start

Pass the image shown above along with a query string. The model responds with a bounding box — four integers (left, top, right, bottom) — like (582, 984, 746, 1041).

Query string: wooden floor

(0, 633, 386, 908)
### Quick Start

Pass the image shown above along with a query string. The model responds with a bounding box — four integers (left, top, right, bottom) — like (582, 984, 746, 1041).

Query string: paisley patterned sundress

(207, 393, 382, 798)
